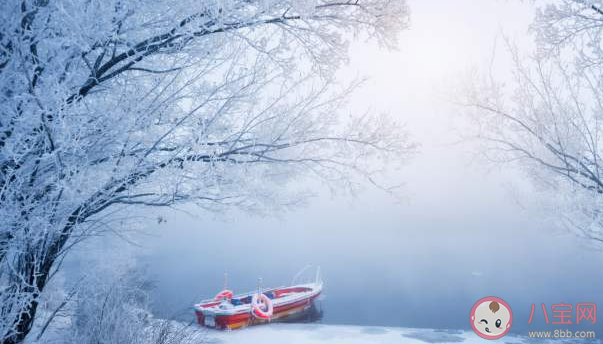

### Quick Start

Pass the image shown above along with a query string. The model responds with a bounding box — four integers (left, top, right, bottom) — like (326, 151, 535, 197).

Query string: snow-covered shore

(190, 324, 549, 344)
(28, 318, 602, 344)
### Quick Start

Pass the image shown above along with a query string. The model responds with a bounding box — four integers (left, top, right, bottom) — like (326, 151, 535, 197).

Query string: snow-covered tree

(465, 1, 603, 246)
(65, 269, 197, 344)
(0, 0, 412, 343)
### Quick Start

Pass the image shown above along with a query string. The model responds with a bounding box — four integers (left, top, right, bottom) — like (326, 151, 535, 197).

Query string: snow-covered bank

(191, 324, 597, 344)
(199, 324, 467, 344)
(27, 317, 601, 344)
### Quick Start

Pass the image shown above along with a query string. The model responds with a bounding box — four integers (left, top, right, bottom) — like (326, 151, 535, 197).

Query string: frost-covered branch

(0, 0, 411, 343)
(465, 1, 603, 248)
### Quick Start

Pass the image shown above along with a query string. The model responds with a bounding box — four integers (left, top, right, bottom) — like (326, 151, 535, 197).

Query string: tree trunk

(2, 215, 78, 344)
(3, 302, 39, 344)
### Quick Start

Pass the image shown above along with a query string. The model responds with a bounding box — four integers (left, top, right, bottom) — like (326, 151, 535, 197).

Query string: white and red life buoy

(214, 290, 233, 302)
(251, 293, 273, 320)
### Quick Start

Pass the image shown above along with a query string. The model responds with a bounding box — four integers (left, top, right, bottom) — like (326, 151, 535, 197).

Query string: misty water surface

(134, 190, 603, 335)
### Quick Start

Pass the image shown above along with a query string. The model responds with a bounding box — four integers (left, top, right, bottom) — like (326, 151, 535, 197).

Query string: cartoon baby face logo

(470, 296, 513, 339)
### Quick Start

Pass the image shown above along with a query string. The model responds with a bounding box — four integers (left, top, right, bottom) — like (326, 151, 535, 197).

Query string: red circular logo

(470, 296, 513, 339)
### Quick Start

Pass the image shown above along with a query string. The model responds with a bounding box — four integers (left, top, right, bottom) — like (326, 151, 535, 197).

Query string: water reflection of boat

(194, 270, 323, 330)
(277, 301, 323, 324)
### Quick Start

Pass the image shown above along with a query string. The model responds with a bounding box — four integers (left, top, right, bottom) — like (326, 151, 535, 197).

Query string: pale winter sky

(70, 0, 603, 333)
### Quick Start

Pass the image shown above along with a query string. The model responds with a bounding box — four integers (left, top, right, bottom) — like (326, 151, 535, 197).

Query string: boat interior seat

(235, 291, 277, 305)
(239, 296, 251, 304)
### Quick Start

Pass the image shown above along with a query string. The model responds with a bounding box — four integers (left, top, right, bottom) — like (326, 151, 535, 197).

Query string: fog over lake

(135, 198, 603, 334)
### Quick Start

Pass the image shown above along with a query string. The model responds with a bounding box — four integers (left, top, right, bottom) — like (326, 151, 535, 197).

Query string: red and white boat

(194, 272, 323, 330)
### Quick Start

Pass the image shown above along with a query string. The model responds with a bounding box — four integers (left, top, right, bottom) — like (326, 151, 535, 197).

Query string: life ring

(251, 293, 273, 320)
(214, 290, 233, 301)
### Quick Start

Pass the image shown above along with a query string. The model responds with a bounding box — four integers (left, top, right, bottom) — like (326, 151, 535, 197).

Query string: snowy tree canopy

(465, 0, 603, 246)
(0, 0, 412, 343)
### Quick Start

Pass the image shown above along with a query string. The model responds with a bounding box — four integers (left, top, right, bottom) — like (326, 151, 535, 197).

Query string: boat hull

(194, 284, 322, 330)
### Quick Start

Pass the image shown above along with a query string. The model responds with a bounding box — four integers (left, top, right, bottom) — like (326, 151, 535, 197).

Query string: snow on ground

(190, 324, 565, 344)
(28, 319, 602, 344)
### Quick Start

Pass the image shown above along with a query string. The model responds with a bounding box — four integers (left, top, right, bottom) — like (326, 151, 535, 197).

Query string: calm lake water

(133, 200, 603, 336)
